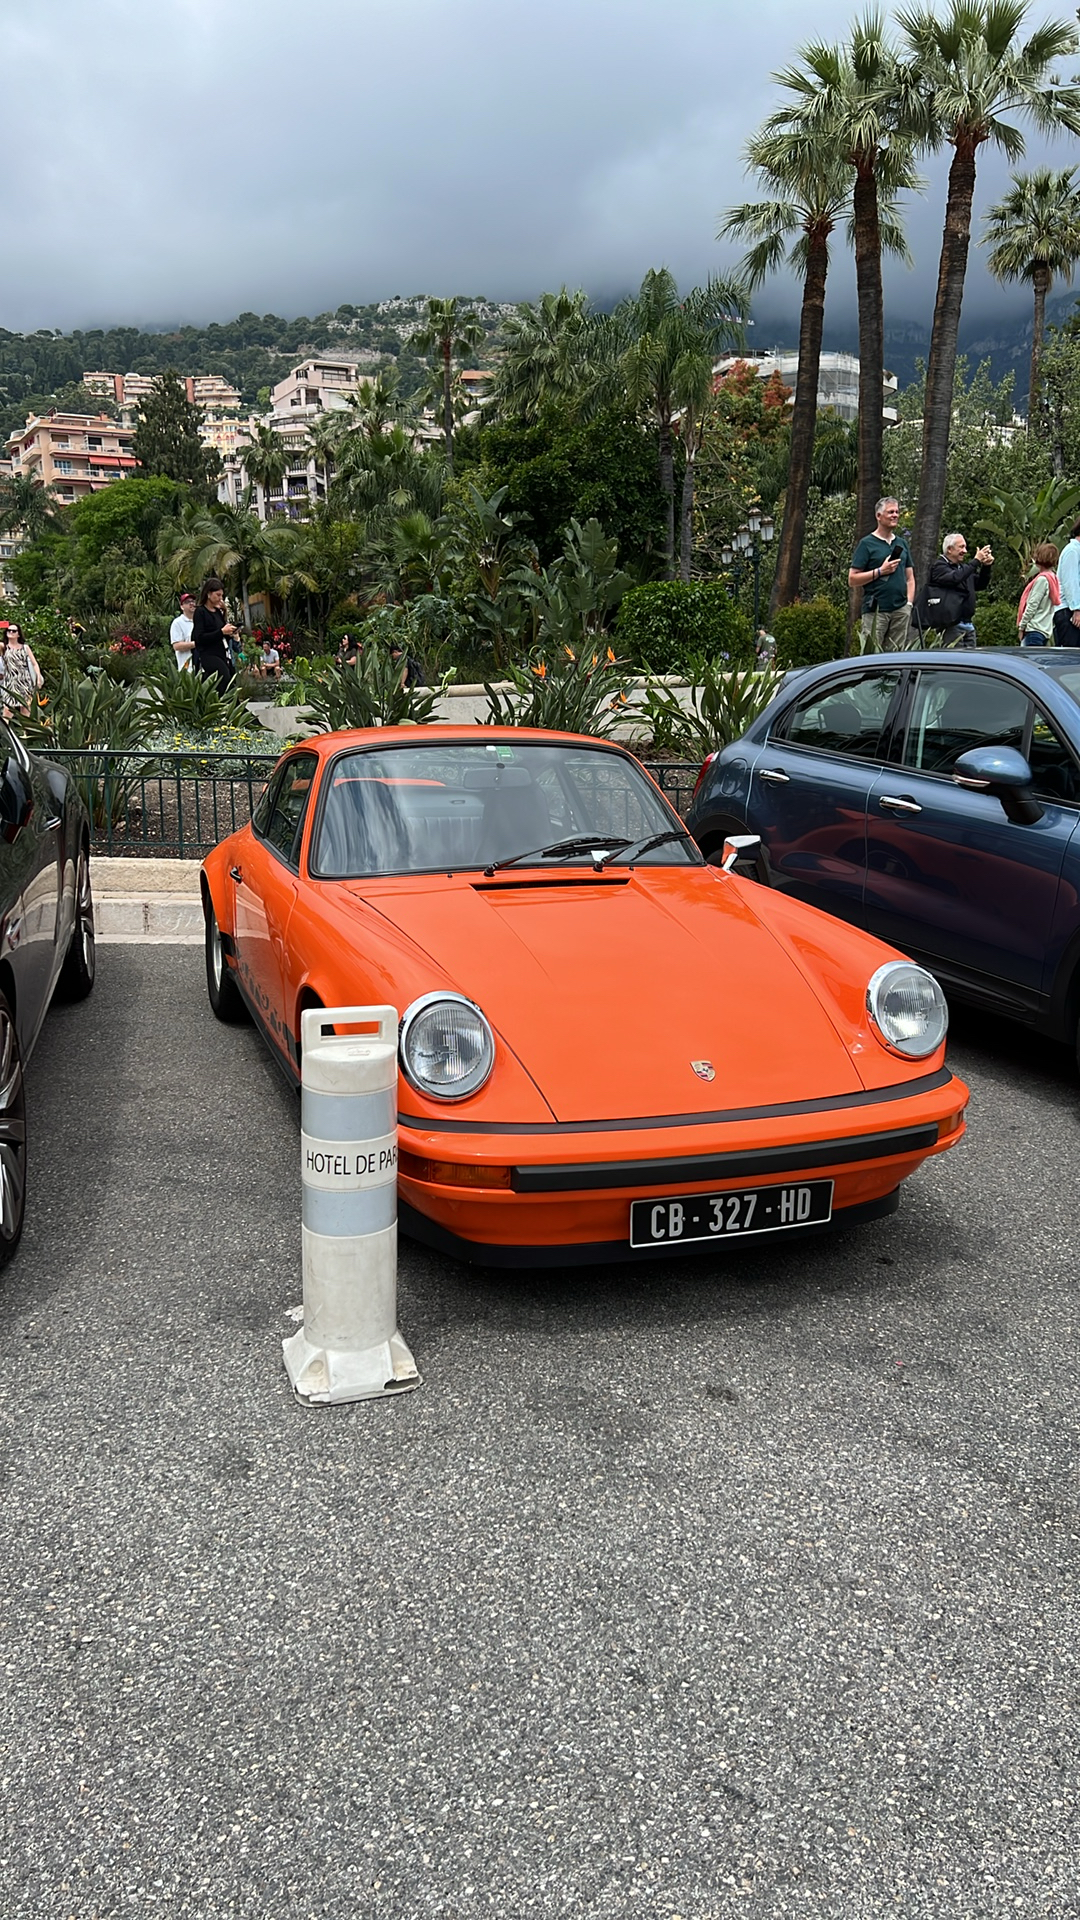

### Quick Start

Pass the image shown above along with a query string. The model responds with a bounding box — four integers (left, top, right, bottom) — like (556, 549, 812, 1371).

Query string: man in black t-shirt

(849, 496, 915, 650)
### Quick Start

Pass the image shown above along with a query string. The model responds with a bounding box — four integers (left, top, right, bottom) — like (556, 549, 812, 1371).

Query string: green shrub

(23, 665, 148, 750)
(485, 644, 631, 737)
(616, 581, 755, 674)
(638, 660, 783, 758)
(305, 650, 450, 732)
(770, 597, 846, 669)
(974, 599, 1020, 648)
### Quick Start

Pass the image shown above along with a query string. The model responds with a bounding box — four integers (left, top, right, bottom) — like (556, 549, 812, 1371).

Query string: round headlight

(399, 993, 495, 1100)
(866, 962, 948, 1058)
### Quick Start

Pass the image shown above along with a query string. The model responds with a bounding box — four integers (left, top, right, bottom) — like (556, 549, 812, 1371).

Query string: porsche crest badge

(691, 1060, 716, 1081)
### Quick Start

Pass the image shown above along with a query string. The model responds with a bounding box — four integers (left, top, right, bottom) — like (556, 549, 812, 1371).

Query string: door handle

(758, 768, 791, 785)
(878, 795, 922, 814)
(229, 865, 243, 882)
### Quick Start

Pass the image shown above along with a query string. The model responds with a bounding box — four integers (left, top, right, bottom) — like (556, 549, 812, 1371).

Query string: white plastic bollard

(282, 1004, 420, 1406)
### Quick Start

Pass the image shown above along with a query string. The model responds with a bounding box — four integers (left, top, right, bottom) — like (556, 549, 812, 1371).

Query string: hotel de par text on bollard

(283, 1005, 421, 1406)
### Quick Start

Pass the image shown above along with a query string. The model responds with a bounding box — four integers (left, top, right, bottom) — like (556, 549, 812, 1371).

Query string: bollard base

(282, 1325, 421, 1406)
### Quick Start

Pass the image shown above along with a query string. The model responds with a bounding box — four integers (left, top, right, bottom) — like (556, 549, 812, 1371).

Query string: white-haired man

(849, 497, 915, 649)
(915, 532, 994, 647)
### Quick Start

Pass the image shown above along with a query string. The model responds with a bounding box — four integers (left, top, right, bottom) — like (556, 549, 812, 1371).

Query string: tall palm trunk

(679, 416, 697, 583)
(911, 138, 978, 585)
(1029, 261, 1050, 428)
(442, 340, 454, 472)
(770, 228, 829, 611)
(853, 156, 885, 543)
(658, 413, 675, 579)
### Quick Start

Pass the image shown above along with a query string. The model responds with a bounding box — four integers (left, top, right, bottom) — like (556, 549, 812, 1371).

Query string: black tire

(205, 895, 248, 1023)
(0, 991, 27, 1269)
(56, 845, 96, 1002)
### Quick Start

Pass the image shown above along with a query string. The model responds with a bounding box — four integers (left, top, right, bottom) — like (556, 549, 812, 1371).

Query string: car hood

(353, 870, 864, 1124)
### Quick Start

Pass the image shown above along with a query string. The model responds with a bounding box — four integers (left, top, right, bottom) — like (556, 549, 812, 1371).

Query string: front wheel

(56, 845, 96, 1002)
(205, 896, 247, 1024)
(0, 992, 26, 1268)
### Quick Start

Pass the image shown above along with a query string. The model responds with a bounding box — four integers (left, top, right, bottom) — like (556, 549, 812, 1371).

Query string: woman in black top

(191, 578, 238, 690)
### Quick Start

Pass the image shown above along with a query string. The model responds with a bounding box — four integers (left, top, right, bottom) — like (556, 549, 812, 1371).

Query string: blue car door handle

(759, 768, 791, 785)
(878, 794, 922, 814)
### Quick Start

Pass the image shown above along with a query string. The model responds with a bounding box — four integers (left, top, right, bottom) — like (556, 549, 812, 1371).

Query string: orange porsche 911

(201, 727, 968, 1266)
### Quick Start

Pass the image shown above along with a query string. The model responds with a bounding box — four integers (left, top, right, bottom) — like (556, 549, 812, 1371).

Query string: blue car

(686, 648, 1080, 1061)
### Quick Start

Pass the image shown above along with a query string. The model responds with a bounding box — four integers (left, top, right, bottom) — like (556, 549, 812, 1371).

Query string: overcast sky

(1, 0, 1067, 337)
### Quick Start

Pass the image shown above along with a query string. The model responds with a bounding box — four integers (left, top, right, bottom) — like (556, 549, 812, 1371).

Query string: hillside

(0, 295, 513, 440)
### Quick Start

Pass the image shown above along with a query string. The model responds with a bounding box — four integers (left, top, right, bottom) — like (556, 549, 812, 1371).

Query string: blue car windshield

(1035, 659, 1080, 711)
(311, 741, 700, 878)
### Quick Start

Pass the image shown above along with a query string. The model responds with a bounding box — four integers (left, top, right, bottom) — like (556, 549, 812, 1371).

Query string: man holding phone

(849, 496, 916, 649)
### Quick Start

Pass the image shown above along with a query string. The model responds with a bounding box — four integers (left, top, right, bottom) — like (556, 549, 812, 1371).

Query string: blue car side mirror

(953, 746, 1043, 825)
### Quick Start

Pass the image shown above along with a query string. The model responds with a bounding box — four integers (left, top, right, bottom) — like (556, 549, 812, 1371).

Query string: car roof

(288, 725, 638, 761)
(812, 647, 1080, 672)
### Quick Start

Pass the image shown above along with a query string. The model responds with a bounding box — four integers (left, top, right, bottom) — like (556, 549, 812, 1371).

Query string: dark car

(0, 721, 95, 1264)
(686, 648, 1080, 1062)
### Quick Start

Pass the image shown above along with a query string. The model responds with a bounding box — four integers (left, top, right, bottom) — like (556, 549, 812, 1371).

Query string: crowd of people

(848, 495, 1080, 650)
(1, 531, 1078, 732)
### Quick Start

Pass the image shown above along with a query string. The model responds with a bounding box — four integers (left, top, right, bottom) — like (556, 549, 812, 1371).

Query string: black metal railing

(46, 749, 701, 859)
(47, 749, 279, 857)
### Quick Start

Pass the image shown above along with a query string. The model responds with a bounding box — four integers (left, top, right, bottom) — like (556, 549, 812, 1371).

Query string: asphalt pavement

(0, 945, 1076, 1919)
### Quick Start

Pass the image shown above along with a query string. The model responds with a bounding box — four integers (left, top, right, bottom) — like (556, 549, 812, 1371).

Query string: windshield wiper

(484, 834, 631, 875)
(596, 829, 695, 869)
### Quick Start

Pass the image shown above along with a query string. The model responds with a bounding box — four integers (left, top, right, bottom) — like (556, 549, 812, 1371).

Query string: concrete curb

(93, 856, 204, 944)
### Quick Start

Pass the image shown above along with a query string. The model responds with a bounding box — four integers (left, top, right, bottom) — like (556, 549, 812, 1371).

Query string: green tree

(899, 0, 1080, 583)
(413, 298, 484, 471)
(982, 166, 1080, 423)
(493, 289, 605, 422)
(764, 14, 922, 545)
(722, 132, 852, 610)
(132, 370, 222, 497)
(467, 402, 666, 571)
(240, 422, 287, 513)
(0, 470, 61, 544)
(617, 268, 746, 580)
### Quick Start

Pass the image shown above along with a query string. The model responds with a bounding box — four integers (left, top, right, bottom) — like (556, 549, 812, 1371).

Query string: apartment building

(6, 411, 138, 503)
(713, 351, 899, 424)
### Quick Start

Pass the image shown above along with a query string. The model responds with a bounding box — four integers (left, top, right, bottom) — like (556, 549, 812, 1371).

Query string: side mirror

(722, 833, 762, 872)
(953, 745, 1043, 825)
(0, 756, 33, 844)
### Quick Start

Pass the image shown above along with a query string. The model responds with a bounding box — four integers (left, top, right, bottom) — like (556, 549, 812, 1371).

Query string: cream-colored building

(6, 410, 138, 503)
(713, 351, 898, 424)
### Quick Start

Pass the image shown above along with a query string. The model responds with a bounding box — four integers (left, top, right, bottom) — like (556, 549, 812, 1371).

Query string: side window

(251, 765, 284, 837)
(902, 671, 1030, 774)
(774, 671, 902, 760)
(260, 753, 319, 864)
(1029, 707, 1080, 804)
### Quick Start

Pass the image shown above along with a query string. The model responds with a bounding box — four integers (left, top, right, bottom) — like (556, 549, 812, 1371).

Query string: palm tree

(898, 0, 1080, 583)
(618, 269, 746, 580)
(722, 132, 852, 610)
(982, 167, 1080, 425)
(158, 496, 274, 628)
(764, 14, 923, 545)
(493, 288, 601, 422)
(413, 297, 484, 472)
(0, 470, 60, 543)
(241, 422, 287, 517)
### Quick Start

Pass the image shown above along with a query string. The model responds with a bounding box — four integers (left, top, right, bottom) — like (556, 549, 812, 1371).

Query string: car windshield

(1034, 658, 1080, 711)
(311, 741, 701, 878)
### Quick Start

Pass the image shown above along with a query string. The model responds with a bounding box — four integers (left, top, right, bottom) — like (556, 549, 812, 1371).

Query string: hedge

(616, 581, 755, 673)
(770, 597, 846, 669)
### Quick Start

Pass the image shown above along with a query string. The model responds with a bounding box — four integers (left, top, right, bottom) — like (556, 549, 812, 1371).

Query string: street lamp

(721, 513, 775, 629)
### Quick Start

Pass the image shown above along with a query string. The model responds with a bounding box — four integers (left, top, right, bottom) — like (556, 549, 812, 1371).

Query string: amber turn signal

(398, 1150, 513, 1189)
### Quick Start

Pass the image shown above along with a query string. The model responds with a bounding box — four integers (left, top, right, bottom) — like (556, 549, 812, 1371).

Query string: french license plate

(630, 1180, 834, 1248)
